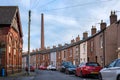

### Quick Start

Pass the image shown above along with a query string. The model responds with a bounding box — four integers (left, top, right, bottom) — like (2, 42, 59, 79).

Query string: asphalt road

(33, 70, 98, 80)
(0, 70, 99, 80)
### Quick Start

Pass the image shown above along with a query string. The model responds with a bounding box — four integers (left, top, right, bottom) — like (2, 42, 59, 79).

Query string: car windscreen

(86, 62, 100, 67)
(68, 65, 76, 68)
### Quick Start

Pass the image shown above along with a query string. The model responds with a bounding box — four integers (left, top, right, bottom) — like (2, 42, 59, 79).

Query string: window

(75, 45, 79, 56)
(14, 49, 16, 55)
(70, 49, 72, 57)
(43, 55, 45, 60)
(58, 52, 61, 59)
(48, 54, 50, 59)
(8, 46, 11, 53)
(64, 51, 66, 58)
(108, 60, 116, 67)
(90, 41, 93, 52)
(83, 43, 86, 54)
(115, 59, 120, 67)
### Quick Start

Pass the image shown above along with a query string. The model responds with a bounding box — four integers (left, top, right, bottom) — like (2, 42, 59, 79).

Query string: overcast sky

(0, 0, 120, 52)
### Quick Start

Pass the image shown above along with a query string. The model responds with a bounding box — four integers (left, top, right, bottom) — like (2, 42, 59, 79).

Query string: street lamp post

(28, 10, 31, 75)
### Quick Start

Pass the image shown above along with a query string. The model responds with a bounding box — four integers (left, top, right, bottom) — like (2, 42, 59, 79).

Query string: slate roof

(0, 6, 23, 37)
(0, 6, 18, 25)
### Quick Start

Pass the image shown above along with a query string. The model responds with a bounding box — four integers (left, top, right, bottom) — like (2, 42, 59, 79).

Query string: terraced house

(0, 6, 23, 75)
(22, 11, 120, 69)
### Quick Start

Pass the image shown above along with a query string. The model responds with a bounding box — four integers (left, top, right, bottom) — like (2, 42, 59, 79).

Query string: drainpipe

(78, 44, 80, 65)
(103, 29, 106, 67)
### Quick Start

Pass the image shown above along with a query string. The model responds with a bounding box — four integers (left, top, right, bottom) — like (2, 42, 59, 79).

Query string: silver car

(47, 65, 56, 70)
(99, 58, 120, 80)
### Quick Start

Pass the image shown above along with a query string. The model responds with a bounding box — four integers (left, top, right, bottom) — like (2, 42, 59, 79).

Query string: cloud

(89, 0, 120, 25)
(20, 0, 30, 9)
(45, 14, 77, 26)
(20, 0, 120, 51)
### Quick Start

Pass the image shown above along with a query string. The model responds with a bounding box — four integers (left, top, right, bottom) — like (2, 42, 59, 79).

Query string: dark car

(25, 65, 35, 72)
(65, 65, 76, 74)
(59, 61, 73, 72)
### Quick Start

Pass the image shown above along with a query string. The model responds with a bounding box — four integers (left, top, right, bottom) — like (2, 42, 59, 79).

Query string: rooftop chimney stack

(91, 26, 96, 35)
(41, 13, 45, 50)
(71, 39, 75, 43)
(76, 35, 80, 42)
(53, 45, 56, 48)
(100, 20, 106, 30)
(58, 44, 62, 47)
(110, 11, 117, 25)
(83, 31, 88, 39)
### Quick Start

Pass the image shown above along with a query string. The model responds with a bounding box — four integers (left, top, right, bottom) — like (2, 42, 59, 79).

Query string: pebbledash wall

(0, 6, 23, 75)
(22, 11, 120, 69)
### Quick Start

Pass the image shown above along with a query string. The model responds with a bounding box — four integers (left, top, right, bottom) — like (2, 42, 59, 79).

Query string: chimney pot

(47, 46, 50, 49)
(58, 44, 62, 47)
(32, 49, 35, 52)
(36, 48, 38, 52)
(71, 39, 75, 43)
(76, 35, 80, 42)
(53, 45, 56, 48)
(110, 11, 117, 25)
(64, 43, 68, 46)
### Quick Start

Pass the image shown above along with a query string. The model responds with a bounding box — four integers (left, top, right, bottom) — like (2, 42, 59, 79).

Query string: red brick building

(0, 6, 23, 75)
(117, 20, 120, 58)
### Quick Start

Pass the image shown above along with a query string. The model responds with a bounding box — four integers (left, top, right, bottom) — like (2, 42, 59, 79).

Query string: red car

(75, 62, 102, 77)
(25, 65, 35, 72)
(38, 65, 47, 70)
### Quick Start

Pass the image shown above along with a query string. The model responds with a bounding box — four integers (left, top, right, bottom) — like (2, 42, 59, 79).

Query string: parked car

(38, 65, 47, 70)
(25, 65, 35, 72)
(47, 65, 56, 70)
(59, 61, 73, 72)
(99, 58, 120, 80)
(75, 62, 102, 77)
(65, 64, 76, 74)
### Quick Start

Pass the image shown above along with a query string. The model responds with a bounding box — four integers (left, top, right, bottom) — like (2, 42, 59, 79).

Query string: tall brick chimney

(110, 11, 117, 25)
(100, 20, 106, 30)
(83, 31, 88, 39)
(41, 13, 44, 50)
(91, 26, 96, 35)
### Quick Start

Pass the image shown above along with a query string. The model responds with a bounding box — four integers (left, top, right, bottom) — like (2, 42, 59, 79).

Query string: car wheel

(80, 71, 83, 78)
(98, 73, 102, 80)
(75, 71, 78, 76)
(65, 69, 69, 74)
(117, 75, 120, 80)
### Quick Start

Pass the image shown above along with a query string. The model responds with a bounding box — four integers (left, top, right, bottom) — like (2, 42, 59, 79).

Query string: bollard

(1, 68, 5, 77)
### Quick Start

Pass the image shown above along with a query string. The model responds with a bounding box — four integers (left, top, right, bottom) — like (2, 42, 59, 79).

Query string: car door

(101, 60, 117, 79)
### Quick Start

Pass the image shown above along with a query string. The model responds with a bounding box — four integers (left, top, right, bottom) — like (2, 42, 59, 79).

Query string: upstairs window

(64, 51, 66, 58)
(83, 43, 86, 54)
(70, 49, 72, 57)
(90, 41, 93, 52)
(100, 35, 103, 48)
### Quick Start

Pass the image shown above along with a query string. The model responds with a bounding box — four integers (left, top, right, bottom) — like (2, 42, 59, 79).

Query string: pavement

(0, 70, 36, 80)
